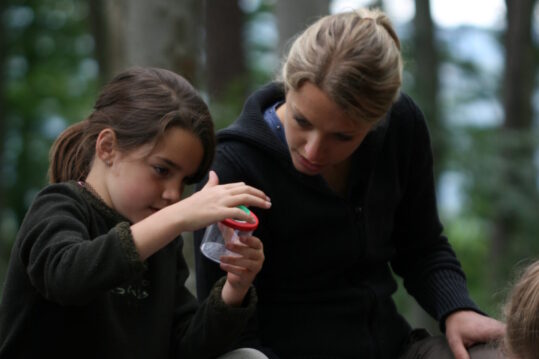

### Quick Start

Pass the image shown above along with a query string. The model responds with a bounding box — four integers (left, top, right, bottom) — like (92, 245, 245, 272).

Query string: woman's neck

(321, 158, 351, 196)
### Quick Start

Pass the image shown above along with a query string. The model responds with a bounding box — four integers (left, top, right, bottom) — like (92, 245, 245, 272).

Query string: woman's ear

(95, 128, 117, 167)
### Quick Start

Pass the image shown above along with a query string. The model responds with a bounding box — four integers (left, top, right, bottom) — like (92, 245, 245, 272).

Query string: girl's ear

(95, 128, 117, 166)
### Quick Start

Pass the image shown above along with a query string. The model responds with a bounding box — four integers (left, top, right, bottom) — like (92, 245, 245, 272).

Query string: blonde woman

(195, 8, 505, 359)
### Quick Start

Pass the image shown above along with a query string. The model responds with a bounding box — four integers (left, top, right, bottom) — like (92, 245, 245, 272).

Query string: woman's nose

(304, 135, 324, 161)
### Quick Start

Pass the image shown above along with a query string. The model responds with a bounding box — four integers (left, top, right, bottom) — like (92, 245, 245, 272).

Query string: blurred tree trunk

(89, 0, 204, 86)
(413, 0, 443, 180)
(89, 0, 205, 294)
(489, 0, 536, 289)
(204, 0, 248, 129)
(0, 0, 5, 214)
(0, 0, 6, 250)
(275, 0, 329, 57)
(407, 0, 441, 333)
(205, 0, 246, 101)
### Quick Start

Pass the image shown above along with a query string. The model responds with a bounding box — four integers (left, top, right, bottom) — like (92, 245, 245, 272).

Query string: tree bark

(89, 0, 204, 86)
(489, 0, 536, 289)
(205, 0, 246, 100)
(275, 0, 330, 57)
(413, 0, 443, 180)
(0, 0, 6, 236)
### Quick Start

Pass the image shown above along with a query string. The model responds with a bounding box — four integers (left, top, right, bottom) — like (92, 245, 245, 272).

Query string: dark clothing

(194, 82, 480, 359)
(0, 182, 256, 359)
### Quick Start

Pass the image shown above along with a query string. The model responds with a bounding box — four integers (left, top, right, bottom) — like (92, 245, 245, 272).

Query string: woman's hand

(445, 310, 506, 359)
(220, 235, 264, 307)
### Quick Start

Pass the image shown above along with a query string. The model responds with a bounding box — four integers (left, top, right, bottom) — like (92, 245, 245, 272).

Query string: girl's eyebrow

(156, 156, 182, 171)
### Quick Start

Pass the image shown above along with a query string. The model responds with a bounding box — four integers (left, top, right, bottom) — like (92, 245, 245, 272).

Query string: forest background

(1, 0, 538, 333)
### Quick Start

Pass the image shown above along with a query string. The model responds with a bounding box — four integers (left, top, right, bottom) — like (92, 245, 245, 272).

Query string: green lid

(238, 205, 250, 215)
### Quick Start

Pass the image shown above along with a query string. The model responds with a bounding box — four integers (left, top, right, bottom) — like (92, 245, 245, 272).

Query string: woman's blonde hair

(281, 8, 403, 123)
(503, 260, 539, 359)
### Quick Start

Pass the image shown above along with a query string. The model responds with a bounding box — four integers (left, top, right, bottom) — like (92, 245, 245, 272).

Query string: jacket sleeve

(389, 97, 481, 327)
(15, 185, 146, 305)
(173, 249, 258, 359)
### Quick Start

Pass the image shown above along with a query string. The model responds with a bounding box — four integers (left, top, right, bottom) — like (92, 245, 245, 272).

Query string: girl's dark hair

(49, 67, 215, 184)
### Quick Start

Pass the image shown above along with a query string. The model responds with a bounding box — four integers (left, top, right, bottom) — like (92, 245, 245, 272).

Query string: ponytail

(48, 121, 94, 183)
(48, 67, 215, 184)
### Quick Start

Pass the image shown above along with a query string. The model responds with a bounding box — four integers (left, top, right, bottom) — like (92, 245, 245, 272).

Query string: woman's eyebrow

(289, 104, 310, 122)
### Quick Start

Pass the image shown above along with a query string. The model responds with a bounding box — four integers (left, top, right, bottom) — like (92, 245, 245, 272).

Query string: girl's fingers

(238, 235, 263, 249)
(220, 262, 247, 277)
(228, 185, 268, 199)
(225, 236, 263, 256)
(221, 255, 261, 272)
(202, 170, 219, 188)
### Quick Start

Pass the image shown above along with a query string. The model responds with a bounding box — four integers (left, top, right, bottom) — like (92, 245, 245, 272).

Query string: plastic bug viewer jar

(200, 205, 259, 263)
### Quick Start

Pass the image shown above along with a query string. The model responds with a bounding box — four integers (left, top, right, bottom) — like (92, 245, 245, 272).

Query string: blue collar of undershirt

(263, 101, 286, 144)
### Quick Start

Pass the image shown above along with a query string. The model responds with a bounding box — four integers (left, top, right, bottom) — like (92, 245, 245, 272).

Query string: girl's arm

(130, 171, 271, 262)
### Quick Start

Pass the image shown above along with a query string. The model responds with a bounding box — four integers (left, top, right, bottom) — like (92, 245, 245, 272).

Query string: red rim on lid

(221, 205, 259, 231)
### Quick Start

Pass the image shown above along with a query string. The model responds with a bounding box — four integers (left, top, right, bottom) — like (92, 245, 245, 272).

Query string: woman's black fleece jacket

(194, 82, 480, 359)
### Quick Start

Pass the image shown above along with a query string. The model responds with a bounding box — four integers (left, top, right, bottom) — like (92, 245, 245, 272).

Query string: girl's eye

(153, 166, 169, 176)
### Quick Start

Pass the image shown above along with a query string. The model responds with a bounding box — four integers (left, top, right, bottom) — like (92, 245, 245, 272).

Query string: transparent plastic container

(200, 205, 259, 263)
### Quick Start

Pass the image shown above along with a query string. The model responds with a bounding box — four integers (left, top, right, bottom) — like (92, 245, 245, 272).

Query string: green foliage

(1, 0, 98, 283)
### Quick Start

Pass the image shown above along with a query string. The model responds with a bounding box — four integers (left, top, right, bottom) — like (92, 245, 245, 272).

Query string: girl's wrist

(221, 280, 249, 307)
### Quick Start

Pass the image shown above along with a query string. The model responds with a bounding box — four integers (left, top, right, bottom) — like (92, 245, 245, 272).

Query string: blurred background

(1, 0, 538, 333)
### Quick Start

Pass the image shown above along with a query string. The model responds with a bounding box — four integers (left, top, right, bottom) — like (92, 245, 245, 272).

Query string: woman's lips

(297, 154, 323, 173)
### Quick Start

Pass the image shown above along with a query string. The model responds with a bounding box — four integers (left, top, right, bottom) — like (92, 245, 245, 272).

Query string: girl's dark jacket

(194, 82, 480, 359)
(0, 181, 257, 359)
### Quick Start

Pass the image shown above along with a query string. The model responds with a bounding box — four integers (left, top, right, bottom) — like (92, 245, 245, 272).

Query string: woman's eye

(334, 133, 354, 141)
(294, 117, 310, 128)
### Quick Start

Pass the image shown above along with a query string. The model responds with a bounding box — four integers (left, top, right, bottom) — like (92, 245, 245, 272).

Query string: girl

(194, 8, 505, 359)
(0, 67, 271, 358)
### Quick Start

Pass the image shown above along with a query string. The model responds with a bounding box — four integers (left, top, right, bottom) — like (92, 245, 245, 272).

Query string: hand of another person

(220, 235, 264, 306)
(445, 310, 506, 359)
(175, 171, 271, 232)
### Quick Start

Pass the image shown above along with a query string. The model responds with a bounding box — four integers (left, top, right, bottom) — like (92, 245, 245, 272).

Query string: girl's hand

(174, 171, 271, 232)
(220, 235, 264, 306)
(130, 171, 270, 261)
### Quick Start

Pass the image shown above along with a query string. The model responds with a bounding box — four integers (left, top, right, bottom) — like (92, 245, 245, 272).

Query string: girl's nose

(162, 184, 182, 203)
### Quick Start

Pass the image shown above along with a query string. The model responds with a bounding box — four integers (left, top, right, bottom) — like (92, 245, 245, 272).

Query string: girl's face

(105, 127, 204, 223)
(279, 81, 373, 176)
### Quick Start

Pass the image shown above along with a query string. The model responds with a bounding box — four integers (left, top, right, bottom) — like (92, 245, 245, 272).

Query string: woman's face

(279, 81, 374, 176)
